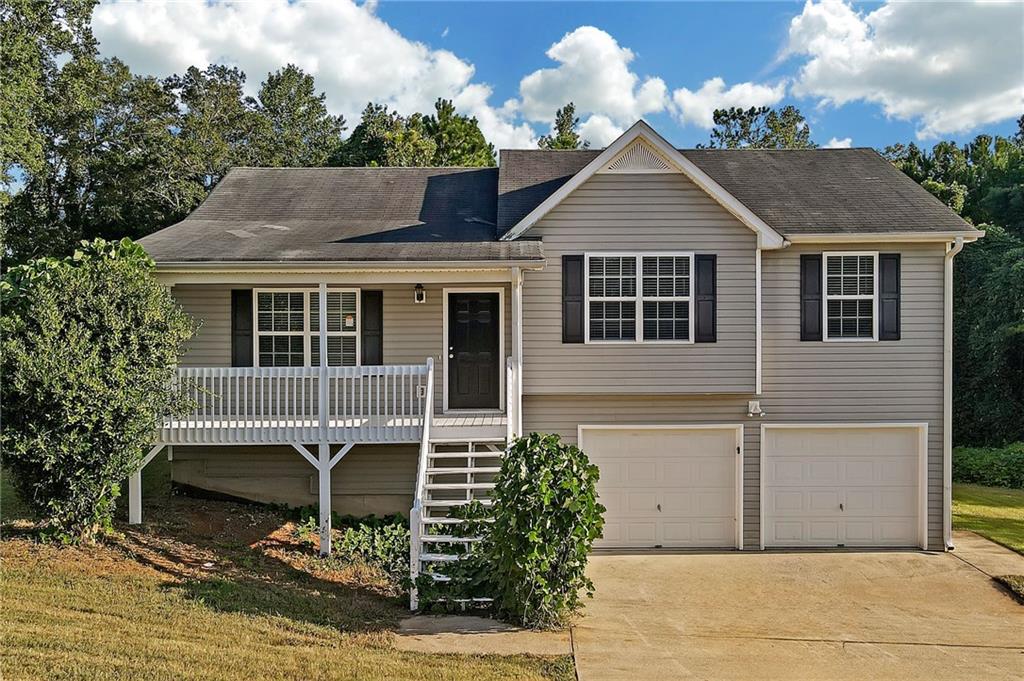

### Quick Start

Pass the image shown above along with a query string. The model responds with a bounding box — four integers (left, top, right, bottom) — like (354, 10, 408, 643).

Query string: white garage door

(762, 425, 925, 548)
(580, 426, 741, 549)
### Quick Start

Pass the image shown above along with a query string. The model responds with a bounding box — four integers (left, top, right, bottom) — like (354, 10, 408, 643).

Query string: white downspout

(755, 248, 762, 395)
(943, 237, 964, 550)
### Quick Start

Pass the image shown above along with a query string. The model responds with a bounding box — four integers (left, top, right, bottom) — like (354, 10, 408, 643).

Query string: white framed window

(823, 252, 877, 342)
(254, 288, 361, 366)
(585, 252, 694, 344)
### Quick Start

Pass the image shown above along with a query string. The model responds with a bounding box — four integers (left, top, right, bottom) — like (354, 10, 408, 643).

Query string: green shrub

(422, 433, 605, 629)
(293, 510, 411, 586)
(953, 444, 1024, 489)
(1, 238, 196, 543)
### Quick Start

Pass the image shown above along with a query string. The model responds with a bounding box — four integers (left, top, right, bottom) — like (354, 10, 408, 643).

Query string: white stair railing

(409, 357, 434, 610)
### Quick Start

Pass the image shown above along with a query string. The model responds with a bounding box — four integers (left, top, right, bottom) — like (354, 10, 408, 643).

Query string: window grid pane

(642, 301, 689, 341)
(588, 256, 636, 299)
(589, 301, 636, 341)
(642, 256, 690, 298)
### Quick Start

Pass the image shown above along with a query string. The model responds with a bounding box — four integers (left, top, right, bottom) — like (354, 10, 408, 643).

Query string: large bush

(425, 433, 605, 628)
(953, 444, 1024, 489)
(1, 238, 196, 542)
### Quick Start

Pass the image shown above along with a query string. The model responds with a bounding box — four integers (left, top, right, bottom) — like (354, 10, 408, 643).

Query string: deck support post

(128, 444, 165, 525)
(510, 266, 523, 438)
(128, 470, 143, 524)
(318, 441, 332, 556)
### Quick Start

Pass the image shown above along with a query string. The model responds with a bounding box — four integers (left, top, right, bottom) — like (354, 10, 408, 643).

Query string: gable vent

(603, 140, 677, 173)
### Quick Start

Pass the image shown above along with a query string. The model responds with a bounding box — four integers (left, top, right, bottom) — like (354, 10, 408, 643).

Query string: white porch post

(511, 267, 524, 437)
(317, 281, 332, 555)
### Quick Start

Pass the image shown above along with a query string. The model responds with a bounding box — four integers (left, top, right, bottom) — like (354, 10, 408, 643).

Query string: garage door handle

(839, 503, 844, 512)
(657, 504, 661, 512)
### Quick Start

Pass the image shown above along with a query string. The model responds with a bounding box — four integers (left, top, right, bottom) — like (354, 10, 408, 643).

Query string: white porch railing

(162, 364, 431, 444)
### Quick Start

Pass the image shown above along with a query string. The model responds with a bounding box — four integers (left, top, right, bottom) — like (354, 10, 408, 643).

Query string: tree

(538, 102, 588, 150)
(703, 106, 817, 149)
(333, 103, 436, 167)
(251, 64, 346, 167)
(886, 131, 1024, 445)
(1, 0, 97, 197)
(165, 64, 266, 192)
(422, 98, 495, 167)
(1, 238, 196, 542)
(4, 58, 203, 264)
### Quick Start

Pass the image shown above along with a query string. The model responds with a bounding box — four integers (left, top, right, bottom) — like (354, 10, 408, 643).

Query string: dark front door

(448, 292, 500, 410)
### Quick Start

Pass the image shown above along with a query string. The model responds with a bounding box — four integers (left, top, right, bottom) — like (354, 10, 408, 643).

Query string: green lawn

(0, 468, 573, 681)
(952, 483, 1024, 554)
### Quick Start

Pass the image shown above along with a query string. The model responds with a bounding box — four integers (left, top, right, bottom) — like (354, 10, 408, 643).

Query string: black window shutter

(562, 255, 585, 343)
(800, 254, 823, 341)
(231, 289, 254, 367)
(879, 253, 901, 341)
(361, 290, 384, 364)
(694, 254, 717, 342)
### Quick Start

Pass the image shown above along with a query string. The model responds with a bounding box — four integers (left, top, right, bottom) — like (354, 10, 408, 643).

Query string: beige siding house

(136, 121, 981, 604)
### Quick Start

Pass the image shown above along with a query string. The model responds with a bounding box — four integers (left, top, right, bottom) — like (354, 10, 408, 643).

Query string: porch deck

(159, 365, 510, 444)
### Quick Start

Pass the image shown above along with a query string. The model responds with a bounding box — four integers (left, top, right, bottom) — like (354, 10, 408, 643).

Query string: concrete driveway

(574, 544, 1024, 680)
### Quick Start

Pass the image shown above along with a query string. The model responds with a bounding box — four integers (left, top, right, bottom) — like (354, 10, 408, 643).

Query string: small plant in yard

(292, 510, 411, 589)
(422, 433, 605, 629)
(1, 238, 196, 543)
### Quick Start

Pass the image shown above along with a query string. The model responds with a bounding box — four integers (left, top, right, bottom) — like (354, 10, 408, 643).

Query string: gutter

(943, 236, 964, 550)
(786, 231, 983, 244)
(154, 258, 547, 273)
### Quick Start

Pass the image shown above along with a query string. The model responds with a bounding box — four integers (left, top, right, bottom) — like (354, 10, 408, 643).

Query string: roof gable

(499, 121, 787, 249)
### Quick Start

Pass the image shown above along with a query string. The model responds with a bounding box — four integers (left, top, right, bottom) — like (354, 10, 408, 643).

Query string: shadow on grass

(117, 486, 406, 635)
(4, 459, 407, 635)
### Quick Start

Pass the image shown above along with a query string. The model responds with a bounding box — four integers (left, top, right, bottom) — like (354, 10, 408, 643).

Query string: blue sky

(93, 0, 1023, 150)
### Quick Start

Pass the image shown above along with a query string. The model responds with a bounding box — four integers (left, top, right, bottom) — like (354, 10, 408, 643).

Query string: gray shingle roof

(496, 147, 979, 237)
(143, 147, 979, 264)
(140, 167, 543, 263)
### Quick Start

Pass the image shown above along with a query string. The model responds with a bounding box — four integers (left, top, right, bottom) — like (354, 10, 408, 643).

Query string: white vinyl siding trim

(253, 288, 361, 367)
(823, 252, 878, 342)
(584, 252, 695, 345)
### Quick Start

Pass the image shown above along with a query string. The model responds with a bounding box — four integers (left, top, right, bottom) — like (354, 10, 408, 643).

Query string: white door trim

(578, 423, 745, 550)
(759, 422, 929, 551)
(442, 287, 506, 413)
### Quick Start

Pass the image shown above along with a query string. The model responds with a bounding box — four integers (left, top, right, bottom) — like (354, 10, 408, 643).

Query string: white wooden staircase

(408, 358, 519, 609)
(412, 437, 504, 606)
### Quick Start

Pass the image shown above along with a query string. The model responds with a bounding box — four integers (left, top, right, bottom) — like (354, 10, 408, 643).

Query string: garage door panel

(584, 427, 739, 549)
(763, 426, 922, 548)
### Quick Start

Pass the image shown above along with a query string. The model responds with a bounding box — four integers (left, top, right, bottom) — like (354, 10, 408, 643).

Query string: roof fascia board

(500, 120, 786, 249)
(153, 259, 545, 272)
(785, 231, 984, 244)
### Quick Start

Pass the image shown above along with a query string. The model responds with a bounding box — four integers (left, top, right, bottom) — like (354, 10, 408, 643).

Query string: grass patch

(952, 484, 1024, 554)
(995, 575, 1024, 603)
(0, 470, 573, 681)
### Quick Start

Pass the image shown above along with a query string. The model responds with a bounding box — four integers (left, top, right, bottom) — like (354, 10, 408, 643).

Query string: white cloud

(453, 85, 537, 150)
(671, 77, 787, 128)
(578, 115, 623, 147)
(823, 136, 852, 148)
(784, 0, 1024, 139)
(92, 0, 534, 146)
(518, 26, 669, 135)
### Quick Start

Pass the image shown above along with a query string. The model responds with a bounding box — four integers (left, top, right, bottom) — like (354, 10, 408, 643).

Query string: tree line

(2, 2, 1021, 446)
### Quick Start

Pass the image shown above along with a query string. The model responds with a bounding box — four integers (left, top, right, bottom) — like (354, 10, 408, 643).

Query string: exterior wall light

(414, 284, 426, 304)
